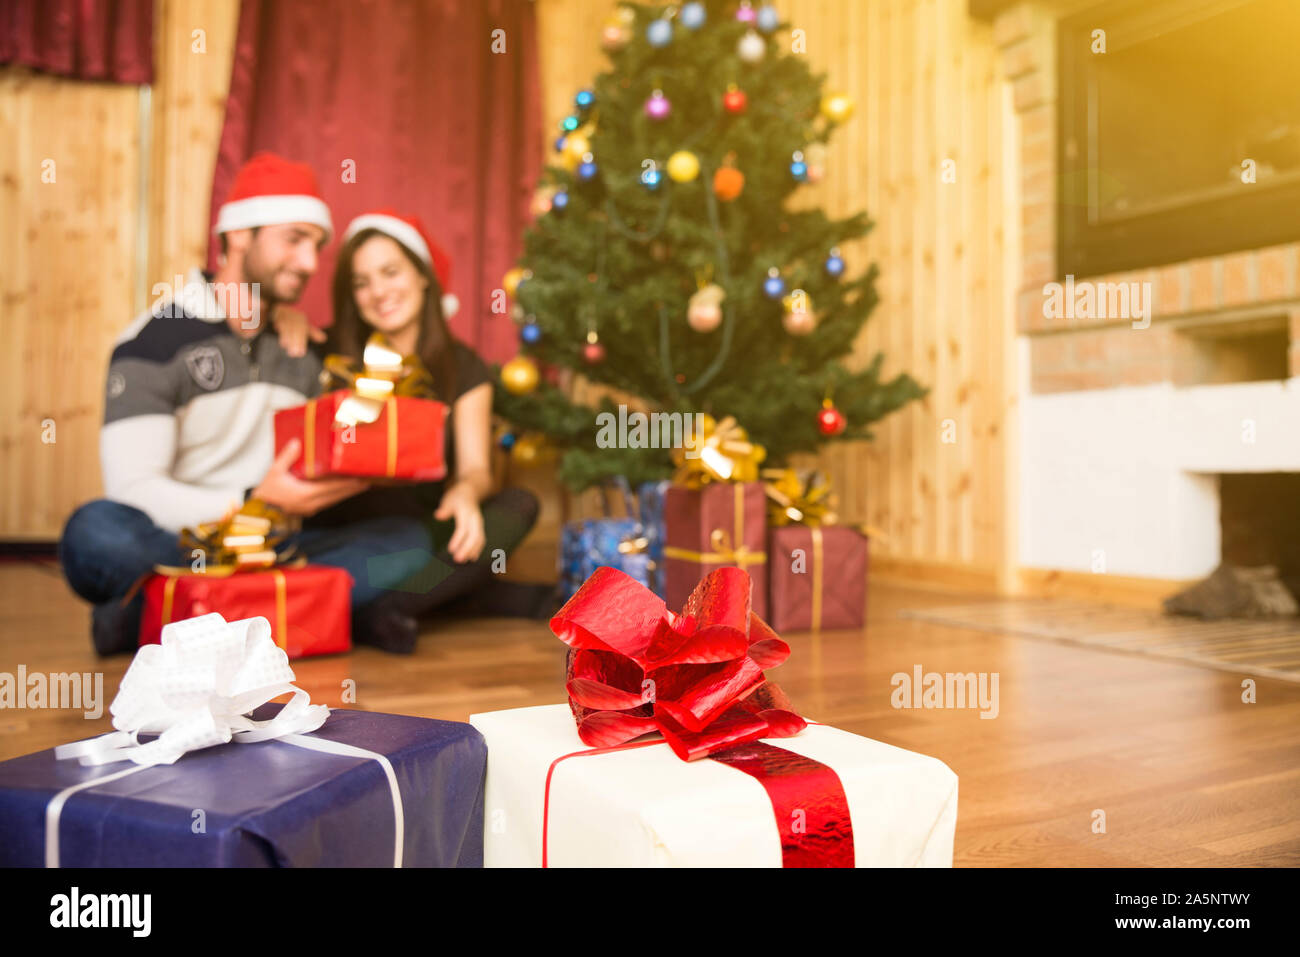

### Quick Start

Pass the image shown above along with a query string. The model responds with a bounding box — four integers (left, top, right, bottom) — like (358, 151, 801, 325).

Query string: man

(60, 152, 430, 655)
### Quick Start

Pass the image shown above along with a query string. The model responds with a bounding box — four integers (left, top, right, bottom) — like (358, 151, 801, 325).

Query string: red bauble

(817, 404, 847, 435)
(723, 88, 748, 114)
(582, 341, 606, 364)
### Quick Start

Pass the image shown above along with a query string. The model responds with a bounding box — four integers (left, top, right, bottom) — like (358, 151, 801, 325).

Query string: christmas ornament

(553, 135, 567, 153)
(825, 246, 845, 278)
(503, 267, 531, 299)
(561, 114, 581, 133)
(645, 89, 671, 121)
(680, 2, 707, 29)
(647, 18, 673, 47)
(667, 150, 700, 182)
(511, 433, 543, 466)
(499, 431, 516, 450)
(805, 142, 827, 184)
(560, 128, 592, 171)
(575, 89, 595, 110)
(576, 154, 598, 181)
(582, 330, 606, 364)
(552, 189, 570, 210)
(738, 29, 765, 63)
(820, 92, 856, 124)
(601, 8, 633, 51)
(688, 282, 726, 333)
(782, 289, 816, 336)
(530, 186, 555, 217)
(763, 267, 786, 299)
(736, 2, 758, 24)
(817, 400, 847, 436)
(790, 150, 808, 181)
(520, 320, 542, 345)
(722, 85, 747, 115)
(641, 165, 664, 190)
(756, 4, 780, 32)
(713, 164, 744, 202)
(501, 355, 539, 395)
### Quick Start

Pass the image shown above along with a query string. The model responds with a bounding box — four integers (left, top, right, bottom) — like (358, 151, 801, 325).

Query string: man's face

(241, 222, 327, 304)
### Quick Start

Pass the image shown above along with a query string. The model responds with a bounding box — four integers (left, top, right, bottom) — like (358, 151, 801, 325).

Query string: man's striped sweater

(100, 268, 323, 532)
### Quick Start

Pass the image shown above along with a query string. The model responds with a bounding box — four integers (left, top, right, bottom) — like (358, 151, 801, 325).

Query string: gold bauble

(666, 150, 700, 183)
(561, 130, 591, 171)
(511, 434, 543, 466)
(503, 267, 528, 299)
(820, 92, 856, 124)
(500, 355, 539, 395)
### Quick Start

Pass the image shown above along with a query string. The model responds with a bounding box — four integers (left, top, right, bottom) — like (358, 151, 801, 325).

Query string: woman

(310, 209, 549, 653)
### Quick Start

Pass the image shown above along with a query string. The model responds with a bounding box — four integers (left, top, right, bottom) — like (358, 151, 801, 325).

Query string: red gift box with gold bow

(274, 332, 448, 480)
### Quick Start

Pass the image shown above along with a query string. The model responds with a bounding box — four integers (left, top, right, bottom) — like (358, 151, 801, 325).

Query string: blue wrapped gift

(0, 705, 485, 868)
(559, 478, 670, 603)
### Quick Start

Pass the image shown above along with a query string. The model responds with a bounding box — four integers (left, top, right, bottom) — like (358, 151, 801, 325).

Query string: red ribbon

(547, 567, 855, 866)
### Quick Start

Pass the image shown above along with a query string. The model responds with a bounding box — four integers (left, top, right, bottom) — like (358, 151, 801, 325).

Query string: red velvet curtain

(0, 0, 152, 83)
(207, 0, 543, 362)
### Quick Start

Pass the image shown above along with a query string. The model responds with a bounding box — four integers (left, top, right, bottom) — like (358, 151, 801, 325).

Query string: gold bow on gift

(323, 332, 436, 426)
(762, 467, 888, 541)
(172, 498, 301, 573)
(671, 414, 766, 487)
(763, 468, 839, 527)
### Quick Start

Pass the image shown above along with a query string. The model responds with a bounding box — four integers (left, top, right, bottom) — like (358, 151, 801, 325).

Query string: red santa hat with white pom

(341, 209, 460, 319)
(214, 151, 334, 241)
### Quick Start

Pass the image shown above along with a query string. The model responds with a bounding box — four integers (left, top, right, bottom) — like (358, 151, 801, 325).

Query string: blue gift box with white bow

(0, 704, 486, 867)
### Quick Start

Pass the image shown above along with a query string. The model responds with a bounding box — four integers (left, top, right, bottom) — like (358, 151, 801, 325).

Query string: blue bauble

(562, 114, 580, 132)
(554, 135, 567, 153)
(756, 5, 780, 33)
(825, 254, 845, 278)
(520, 322, 542, 345)
(641, 168, 664, 190)
(647, 19, 673, 47)
(790, 159, 808, 180)
(577, 160, 598, 181)
(680, 2, 707, 29)
(499, 432, 517, 450)
(552, 190, 569, 210)
(763, 275, 786, 298)
(575, 89, 595, 110)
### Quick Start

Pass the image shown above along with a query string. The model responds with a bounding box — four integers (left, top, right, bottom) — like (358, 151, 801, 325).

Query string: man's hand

(270, 305, 326, 358)
(253, 439, 369, 516)
(434, 483, 486, 563)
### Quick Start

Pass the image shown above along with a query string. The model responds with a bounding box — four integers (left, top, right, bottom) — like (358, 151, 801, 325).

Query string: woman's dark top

(307, 339, 493, 527)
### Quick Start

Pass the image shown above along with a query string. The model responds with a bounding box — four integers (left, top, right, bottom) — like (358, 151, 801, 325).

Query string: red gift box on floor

(662, 482, 768, 619)
(274, 390, 448, 480)
(767, 525, 868, 631)
(139, 565, 353, 659)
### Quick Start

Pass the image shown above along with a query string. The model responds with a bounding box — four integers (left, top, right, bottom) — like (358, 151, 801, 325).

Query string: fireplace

(1057, 0, 1300, 277)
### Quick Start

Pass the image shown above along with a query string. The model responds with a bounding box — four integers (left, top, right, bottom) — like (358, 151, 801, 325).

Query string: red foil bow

(551, 565, 808, 761)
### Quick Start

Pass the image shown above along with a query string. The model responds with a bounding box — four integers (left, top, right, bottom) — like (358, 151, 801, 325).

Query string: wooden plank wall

(1, 0, 1018, 592)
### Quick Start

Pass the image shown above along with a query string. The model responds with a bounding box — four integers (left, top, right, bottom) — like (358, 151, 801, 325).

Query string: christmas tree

(494, 0, 925, 490)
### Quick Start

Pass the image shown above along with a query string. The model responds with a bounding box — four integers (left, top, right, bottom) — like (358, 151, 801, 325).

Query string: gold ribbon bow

(169, 499, 300, 574)
(322, 332, 436, 426)
(671, 414, 766, 487)
(762, 468, 839, 527)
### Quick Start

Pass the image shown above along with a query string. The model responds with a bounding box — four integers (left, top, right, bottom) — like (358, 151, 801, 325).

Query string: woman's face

(349, 235, 429, 337)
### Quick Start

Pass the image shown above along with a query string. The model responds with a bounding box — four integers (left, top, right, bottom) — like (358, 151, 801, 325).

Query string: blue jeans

(59, 499, 434, 610)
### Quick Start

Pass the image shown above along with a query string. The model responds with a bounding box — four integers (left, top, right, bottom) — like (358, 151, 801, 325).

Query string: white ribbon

(45, 612, 408, 867)
(54, 612, 329, 767)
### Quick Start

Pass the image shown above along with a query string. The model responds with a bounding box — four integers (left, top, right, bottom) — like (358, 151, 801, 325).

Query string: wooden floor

(3, 556, 1298, 866)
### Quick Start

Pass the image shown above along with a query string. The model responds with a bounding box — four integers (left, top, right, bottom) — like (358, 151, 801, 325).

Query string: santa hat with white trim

(342, 209, 460, 319)
(214, 151, 334, 242)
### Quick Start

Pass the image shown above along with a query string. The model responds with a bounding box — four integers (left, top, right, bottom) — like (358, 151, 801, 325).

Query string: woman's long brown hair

(328, 228, 459, 403)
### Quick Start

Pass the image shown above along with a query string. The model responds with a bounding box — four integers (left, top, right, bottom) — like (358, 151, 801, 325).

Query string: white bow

(55, 613, 330, 767)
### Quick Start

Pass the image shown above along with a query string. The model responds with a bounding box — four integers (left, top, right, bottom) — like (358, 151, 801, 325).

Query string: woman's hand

(270, 305, 326, 358)
(435, 483, 486, 563)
